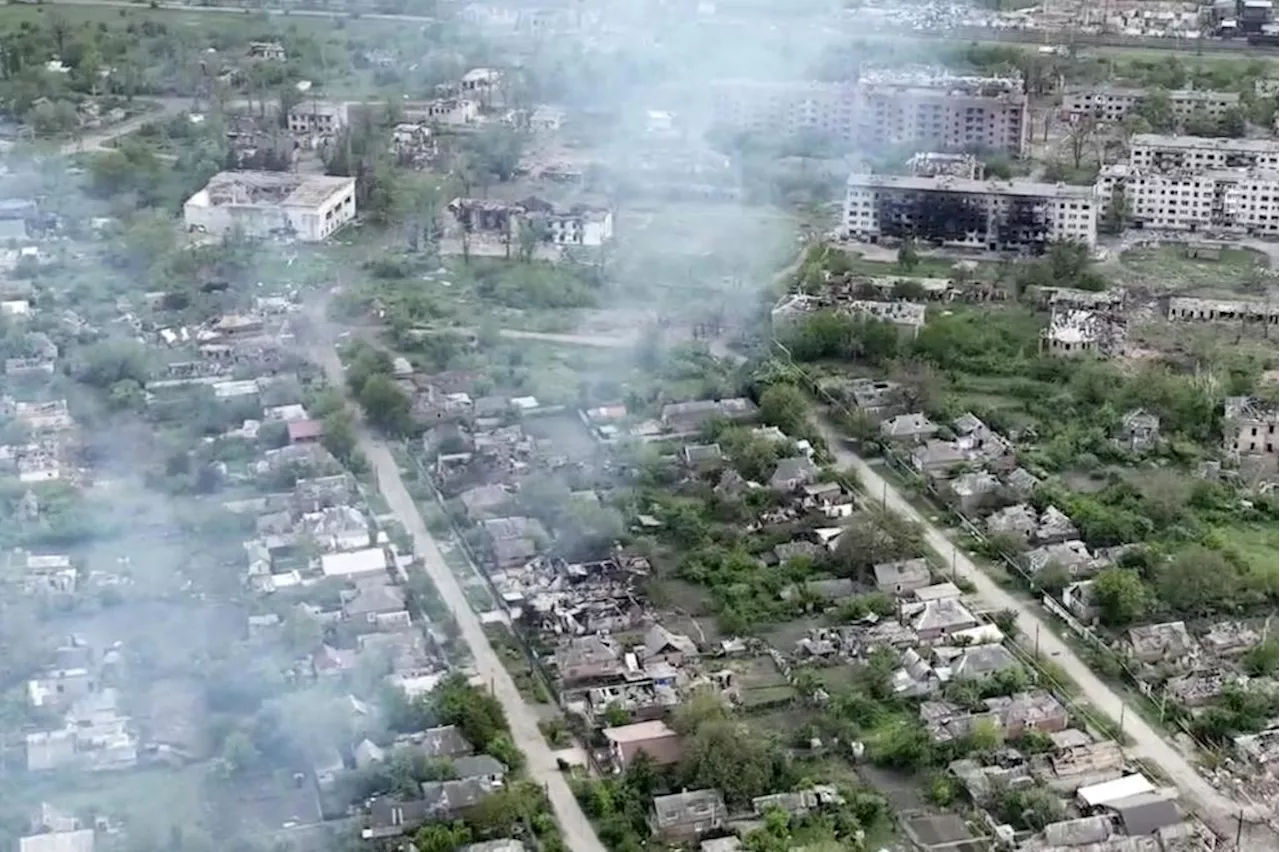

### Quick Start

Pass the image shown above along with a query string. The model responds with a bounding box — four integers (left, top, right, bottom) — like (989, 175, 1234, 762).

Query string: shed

(320, 547, 388, 578)
(1077, 774, 1155, 808)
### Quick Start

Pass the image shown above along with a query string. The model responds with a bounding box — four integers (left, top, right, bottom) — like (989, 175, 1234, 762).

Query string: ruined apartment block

(844, 173, 1097, 252)
(1062, 88, 1240, 123)
(856, 69, 1029, 158)
(1096, 164, 1279, 236)
(183, 171, 356, 243)
(710, 68, 1029, 157)
(1128, 134, 1279, 172)
(1165, 296, 1278, 325)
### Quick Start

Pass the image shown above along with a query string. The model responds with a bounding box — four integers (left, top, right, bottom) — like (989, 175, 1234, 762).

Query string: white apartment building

(184, 171, 357, 243)
(857, 69, 1029, 158)
(1129, 134, 1279, 172)
(1096, 164, 1279, 236)
(844, 173, 1097, 251)
(709, 69, 1029, 157)
(1062, 88, 1240, 123)
(709, 80, 858, 140)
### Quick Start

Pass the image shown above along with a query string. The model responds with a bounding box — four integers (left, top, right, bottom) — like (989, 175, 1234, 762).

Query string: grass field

(7, 1, 415, 38)
(1218, 523, 1280, 584)
(1114, 245, 1272, 298)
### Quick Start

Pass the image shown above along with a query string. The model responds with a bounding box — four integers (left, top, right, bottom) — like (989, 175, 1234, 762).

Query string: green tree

(321, 408, 358, 462)
(471, 125, 525, 183)
(832, 509, 925, 578)
(1155, 546, 1236, 617)
(433, 673, 509, 750)
(758, 383, 809, 436)
(415, 823, 471, 852)
(219, 731, 259, 776)
(357, 374, 412, 435)
(1216, 107, 1247, 138)
(682, 717, 785, 806)
(1136, 90, 1175, 133)
(897, 239, 920, 271)
(1241, 633, 1278, 678)
(868, 719, 934, 769)
(516, 217, 547, 262)
(1092, 568, 1148, 627)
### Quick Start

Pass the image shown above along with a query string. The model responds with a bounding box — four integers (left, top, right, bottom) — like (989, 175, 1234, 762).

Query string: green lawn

(1114, 245, 1272, 299)
(1219, 523, 1280, 584)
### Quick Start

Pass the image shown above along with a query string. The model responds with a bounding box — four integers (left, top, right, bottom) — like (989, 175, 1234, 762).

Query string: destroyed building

(844, 173, 1097, 252)
(182, 171, 356, 242)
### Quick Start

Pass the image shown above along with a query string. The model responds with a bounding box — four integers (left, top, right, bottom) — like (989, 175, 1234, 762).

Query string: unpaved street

(311, 341, 607, 852)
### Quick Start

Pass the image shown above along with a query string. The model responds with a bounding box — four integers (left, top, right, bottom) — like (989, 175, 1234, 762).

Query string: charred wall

(996, 199, 1051, 254)
(875, 190, 988, 246)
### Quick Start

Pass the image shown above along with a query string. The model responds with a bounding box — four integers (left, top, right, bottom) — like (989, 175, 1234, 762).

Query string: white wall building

(1062, 88, 1240, 123)
(545, 209, 613, 247)
(710, 80, 858, 140)
(710, 69, 1029, 157)
(418, 98, 479, 127)
(1097, 164, 1279, 236)
(1128, 134, 1279, 172)
(183, 171, 357, 243)
(856, 69, 1029, 158)
(844, 173, 1097, 251)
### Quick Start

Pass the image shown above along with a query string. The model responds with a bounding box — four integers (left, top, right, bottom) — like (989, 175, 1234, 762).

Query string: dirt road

(59, 97, 192, 156)
(811, 416, 1276, 847)
(311, 342, 607, 852)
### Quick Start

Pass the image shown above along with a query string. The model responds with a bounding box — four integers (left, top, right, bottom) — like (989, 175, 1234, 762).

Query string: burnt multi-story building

(843, 173, 1097, 253)
(708, 68, 1030, 158)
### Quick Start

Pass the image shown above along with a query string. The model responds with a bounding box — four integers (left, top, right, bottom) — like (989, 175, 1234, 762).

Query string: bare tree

(1066, 115, 1097, 170)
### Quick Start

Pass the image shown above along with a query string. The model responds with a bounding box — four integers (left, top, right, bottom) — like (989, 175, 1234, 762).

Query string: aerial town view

(0, 1, 1276, 852)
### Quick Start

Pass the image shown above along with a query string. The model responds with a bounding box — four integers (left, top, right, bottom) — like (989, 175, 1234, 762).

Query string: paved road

(808, 415, 1276, 846)
(309, 339, 607, 852)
